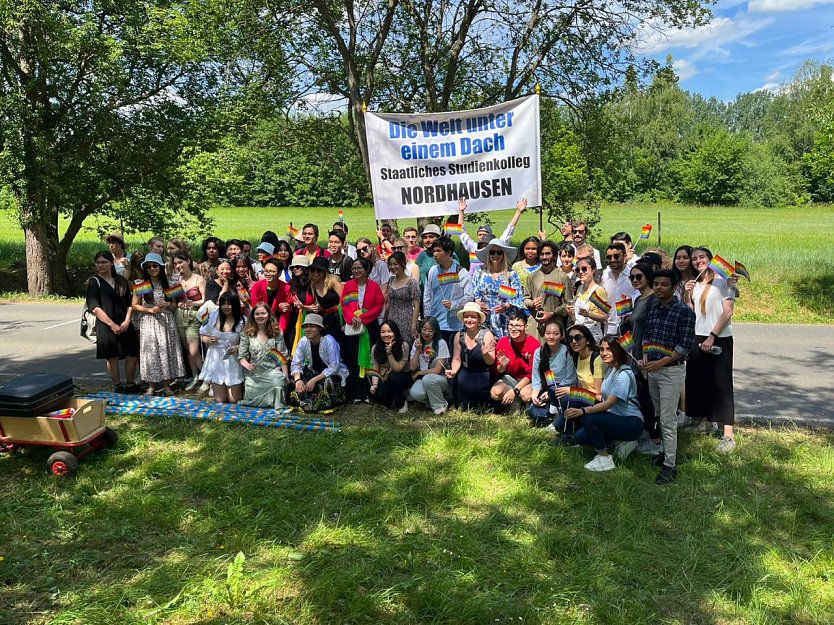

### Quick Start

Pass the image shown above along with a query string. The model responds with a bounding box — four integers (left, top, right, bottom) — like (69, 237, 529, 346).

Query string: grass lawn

(1, 203, 833, 323)
(1, 405, 833, 625)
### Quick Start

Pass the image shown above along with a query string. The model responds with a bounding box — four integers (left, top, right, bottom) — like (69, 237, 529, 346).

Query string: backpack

(459, 327, 488, 368)
(80, 277, 100, 343)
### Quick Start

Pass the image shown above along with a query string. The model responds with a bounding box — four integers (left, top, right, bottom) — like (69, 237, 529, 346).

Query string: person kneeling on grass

(289, 314, 349, 412)
(564, 336, 644, 472)
(199, 292, 245, 404)
(490, 310, 540, 411)
(238, 302, 291, 409)
(526, 320, 576, 429)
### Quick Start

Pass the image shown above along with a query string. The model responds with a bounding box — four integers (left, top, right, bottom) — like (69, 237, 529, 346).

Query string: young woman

(238, 302, 290, 409)
(473, 240, 524, 338)
(198, 237, 226, 279)
(527, 321, 577, 427)
(285, 255, 315, 354)
(309, 256, 343, 340)
(567, 257, 608, 342)
(165, 238, 190, 282)
(205, 259, 236, 304)
(147, 237, 165, 256)
(274, 239, 294, 283)
(489, 309, 540, 409)
(407, 316, 452, 414)
(368, 320, 413, 412)
(385, 251, 421, 343)
(511, 236, 542, 292)
(390, 238, 420, 280)
(199, 292, 245, 404)
(564, 336, 643, 472)
(233, 255, 255, 317)
(341, 257, 385, 402)
(447, 303, 497, 411)
(105, 232, 130, 277)
(684, 246, 737, 452)
(558, 242, 576, 282)
(250, 258, 291, 337)
(356, 237, 390, 299)
(567, 324, 605, 402)
(87, 251, 140, 392)
(126, 252, 145, 283)
(673, 245, 696, 302)
(289, 314, 349, 412)
(172, 252, 207, 391)
(131, 253, 185, 395)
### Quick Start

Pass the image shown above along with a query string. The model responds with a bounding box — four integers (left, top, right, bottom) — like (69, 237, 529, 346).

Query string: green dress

(238, 334, 289, 409)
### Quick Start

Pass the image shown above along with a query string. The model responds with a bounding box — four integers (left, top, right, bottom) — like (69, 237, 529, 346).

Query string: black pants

(343, 320, 381, 401)
(370, 371, 414, 409)
(685, 335, 734, 425)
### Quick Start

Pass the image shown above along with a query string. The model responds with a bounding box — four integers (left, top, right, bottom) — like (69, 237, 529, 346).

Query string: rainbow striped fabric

(568, 386, 596, 406)
(588, 291, 611, 314)
(266, 347, 288, 366)
(615, 296, 633, 316)
(444, 223, 462, 236)
(163, 284, 185, 301)
(342, 291, 359, 305)
(709, 254, 735, 280)
(132, 280, 153, 296)
(544, 370, 556, 387)
(469, 251, 478, 262)
(498, 284, 518, 300)
(541, 281, 565, 297)
(643, 342, 674, 357)
(338, 210, 344, 223)
(424, 346, 437, 359)
(287, 224, 299, 238)
(437, 271, 460, 286)
(618, 331, 635, 351)
(640, 224, 652, 240)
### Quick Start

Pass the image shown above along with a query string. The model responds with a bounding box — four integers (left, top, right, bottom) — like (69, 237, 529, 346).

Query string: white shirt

(601, 267, 639, 334)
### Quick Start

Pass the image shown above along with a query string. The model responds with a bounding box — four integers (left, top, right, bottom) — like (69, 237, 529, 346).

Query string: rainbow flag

(618, 331, 634, 351)
(200, 308, 210, 323)
(615, 297, 633, 316)
(424, 346, 437, 360)
(444, 223, 462, 236)
(266, 347, 288, 366)
(164, 284, 185, 301)
(588, 291, 611, 314)
(236, 284, 251, 304)
(43, 408, 76, 419)
(541, 281, 565, 298)
(287, 224, 299, 238)
(709, 254, 735, 280)
(734, 260, 751, 282)
(643, 342, 674, 358)
(568, 386, 596, 407)
(132, 280, 153, 296)
(437, 271, 460, 286)
(544, 370, 556, 387)
(498, 284, 518, 300)
(640, 224, 652, 240)
(342, 291, 358, 305)
(338, 209, 344, 223)
(469, 251, 478, 262)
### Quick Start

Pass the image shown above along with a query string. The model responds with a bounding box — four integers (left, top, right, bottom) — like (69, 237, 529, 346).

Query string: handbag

(343, 321, 365, 336)
(80, 277, 100, 343)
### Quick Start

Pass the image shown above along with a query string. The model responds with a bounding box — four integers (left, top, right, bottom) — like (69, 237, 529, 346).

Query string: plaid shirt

(643, 297, 695, 362)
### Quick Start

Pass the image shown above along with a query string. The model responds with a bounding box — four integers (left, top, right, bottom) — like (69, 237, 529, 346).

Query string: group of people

(85, 201, 738, 484)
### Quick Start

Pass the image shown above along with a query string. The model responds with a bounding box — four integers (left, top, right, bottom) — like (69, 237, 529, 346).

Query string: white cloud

(673, 59, 698, 80)
(781, 38, 834, 57)
(765, 70, 782, 82)
(637, 16, 773, 58)
(755, 81, 782, 92)
(749, 0, 834, 12)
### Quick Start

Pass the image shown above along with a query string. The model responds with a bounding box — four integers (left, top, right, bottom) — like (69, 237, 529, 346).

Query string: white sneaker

(584, 454, 616, 472)
(398, 401, 409, 414)
(637, 438, 664, 455)
(198, 381, 210, 395)
(716, 436, 736, 453)
(433, 404, 448, 415)
(544, 422, 557, 433)
(185, 378, 201, 392)
(614, 440, 638, 461)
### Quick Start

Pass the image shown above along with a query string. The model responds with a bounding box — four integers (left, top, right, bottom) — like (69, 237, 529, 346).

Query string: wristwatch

(513, 387, 520, 397)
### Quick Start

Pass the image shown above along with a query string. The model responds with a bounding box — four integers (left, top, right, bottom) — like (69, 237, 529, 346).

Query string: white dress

(199, 311, 245, 386)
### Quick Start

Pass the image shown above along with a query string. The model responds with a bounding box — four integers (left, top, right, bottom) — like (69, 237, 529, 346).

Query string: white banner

(365, 95, 541, 220)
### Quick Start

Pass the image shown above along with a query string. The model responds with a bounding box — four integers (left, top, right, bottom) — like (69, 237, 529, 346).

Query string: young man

(376, 222, 396, 258)
(403, 226, 423, 261)
(326, 230, 353, 282)
(423, 236, 472, 347)
(570, 220, 601, 268)
(415, 224, 460, 286)
(295, 223, 328, 260)
(639, 269, 696, 485)
(331, 221, 357, 259)
(523, 240, 573, 341)
(601, 242, 638, 335)
(490, 310, 540, 408)
(611, 231, 638, 268)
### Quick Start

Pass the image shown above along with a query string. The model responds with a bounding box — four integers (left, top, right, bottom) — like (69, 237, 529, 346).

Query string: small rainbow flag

(266, 347, 288, 366)
(734, 260, 751, 282)
(588, 291, 611, 314)
(498, 284, 518, 300)
(618, 331, 634, 351)
(338, 209, 344, 223)
(437, 271, 460, 286)
(287, 224, 299, 238)
(469, 251, 478, 262)
(709, 254, 735, 280)
(541, 281, 565, 297)
(164, 284, 185, 301)
(568, 386, 596, 407)
(342, 291, 358, 305)
(43, 408, 76, 418)
(424, 346, 437, 360)
(640, 224, 652, 240)
(199, 308, 210, 323)
(544, 370, 556, 387)
(236, 284, 251, 304)
(444, 222, 462, 236)
(615, 297, 633, 316)
(643, 342, 674, 358)
(132, 280, 153, 296)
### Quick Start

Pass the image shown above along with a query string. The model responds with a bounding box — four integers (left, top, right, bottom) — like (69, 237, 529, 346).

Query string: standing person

(131, 253, 185, 395)
(566, 257, 608, 342)
(457, 197, 529, 270)
(558, 242, 576, 282)
(524, 240, 572, 342)
(402, 226, 423, 262)
(385, 251, 421, 344)
(285, 255, 315, 354)
(390, 238, 419, 280)
(684, 247, 737, 452)
(87, 251, 140, 393)
(289, 314, 349, 412)
(423, 236, 472, 347)
(356, 237, 391, 299)
(446, 303, 497, 410)
(165, 238, 190, 282)
(274, 239, 294, 283)
(564, 336, 643, 472)
(673, 245, 696, 302)
(233, 256, 256, 309)
(341, 257, 385, 402)
(489, 310, 540, 409)
(104, 232, 130, 277)
(238, 302, 290, 409)
(172, 252, 207, 391)
(331, 221, 357, 259)
(147, 237, 165, 256)
(126, 252, 145, 284)
(473, 240, 524, 339)
(512, 236, 542, 292)
(225, 239, 243, 259)
(199, 292, 245, 404)
(250, 258, 292, 339)
(415, 224, 460, 286)
(375, 221, 396, 258)
(240, 241, 252, 258)
(205, 259, 236, 304)
(368, 320, 413, 412)
(526, 320, 576, 428)
(295, 223, 328, 261)
(308, 256, 344, 340)
(198, 237, 225, 279)
(610, 232, 638, 269)
(639, 269, 696, 484)
(326, 230, 353, 282)
(601, 242, 638, 335)
(407, 316, 452, 415)
(570, 220, 601, 268)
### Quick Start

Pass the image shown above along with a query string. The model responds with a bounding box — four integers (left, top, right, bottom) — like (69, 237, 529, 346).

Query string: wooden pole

(657, 211, 662, 249)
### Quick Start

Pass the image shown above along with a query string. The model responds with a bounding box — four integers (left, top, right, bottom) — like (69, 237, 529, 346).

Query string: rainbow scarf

(615, 297, 633, 316)
(708, 255, 735, 280)
(640, 224, 652, 240)
(498, 284, 518, 300)
(544, 370, 556, 387)
(618, 331, 635, 352)
(568, 386, 596, 407)
(132, 280, 153, 296)
(163, 284, 185, 301)
(444, 223, 462, 236)
(643, 342, 674, 358)
(541, 281, 565, 298)
(588, 290, 611, 314)
(437, 271, 460, 286)
(266, 347, 288, 366)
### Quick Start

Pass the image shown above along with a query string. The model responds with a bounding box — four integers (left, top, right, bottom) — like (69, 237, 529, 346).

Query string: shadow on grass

(790, 268, 834, 318)
(2, 404, 834, 625)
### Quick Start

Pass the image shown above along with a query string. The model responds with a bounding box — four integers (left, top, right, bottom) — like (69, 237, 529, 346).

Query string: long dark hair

(600, 334, 627, 369)
(234, 255, 254, 287)
(141, 258, 169, 304)
(217, 291, 242, 329)
(373, 320, 405, 364)
(93, 251, 128, 297)
(673, 245, 694, 281)
(537, 320, 565, 385)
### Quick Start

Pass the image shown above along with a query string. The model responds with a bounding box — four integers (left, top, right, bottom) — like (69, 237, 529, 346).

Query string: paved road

(1, 302, 832, 427)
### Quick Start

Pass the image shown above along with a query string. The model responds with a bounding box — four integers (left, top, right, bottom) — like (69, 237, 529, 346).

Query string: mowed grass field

(1, 203, 833, 322)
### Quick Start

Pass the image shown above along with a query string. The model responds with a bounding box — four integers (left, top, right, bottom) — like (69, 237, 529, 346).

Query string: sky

(638, 0, 834, 100)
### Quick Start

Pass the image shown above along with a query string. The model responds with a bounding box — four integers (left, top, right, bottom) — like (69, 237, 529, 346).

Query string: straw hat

(457, 301, 487, 323)
(289, 255, 310, 268)
(475, 239, 517, 264)
(103, 231, 125, 245)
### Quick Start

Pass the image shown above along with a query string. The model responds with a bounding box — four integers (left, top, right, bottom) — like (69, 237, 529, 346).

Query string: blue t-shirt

(600, 365, 641, 418)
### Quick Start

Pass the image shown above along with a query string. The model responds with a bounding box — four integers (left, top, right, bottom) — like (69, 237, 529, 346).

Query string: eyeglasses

(629, 274, 644, 282)
(568, 335, 585, 342)
(392, 245, 405, 251)
(263, 269, 277, 275)
(573, 230, 586, 235)
(508, 325, 525, 331)
(489, 250, 504, 256)
(357, 246, 369, 253)
(606, 254, 622, 261)
(576, 266, 591, 273)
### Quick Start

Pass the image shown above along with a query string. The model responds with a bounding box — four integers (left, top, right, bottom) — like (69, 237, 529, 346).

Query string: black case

(0, 374, 74, 418)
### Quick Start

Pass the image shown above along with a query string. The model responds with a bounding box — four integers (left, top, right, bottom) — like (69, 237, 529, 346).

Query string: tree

(676, 127, 748, 205)
(0, 1, 224, 295)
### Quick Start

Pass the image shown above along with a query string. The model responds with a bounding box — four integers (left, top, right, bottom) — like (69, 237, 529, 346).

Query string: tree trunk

(24, 219, 70, 296)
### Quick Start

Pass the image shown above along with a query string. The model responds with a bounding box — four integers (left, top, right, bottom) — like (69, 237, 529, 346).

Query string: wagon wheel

(46, 451, 79, 477)
(102, 427, 118, 450)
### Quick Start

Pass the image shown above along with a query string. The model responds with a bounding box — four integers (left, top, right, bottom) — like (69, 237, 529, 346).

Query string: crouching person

(289, 314, 348, 412)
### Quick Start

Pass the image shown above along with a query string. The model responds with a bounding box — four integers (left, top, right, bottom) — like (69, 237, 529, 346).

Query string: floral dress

(137, 281, 185, 383)
(386, 277, 421, 341)
(472, 269, 524, 338)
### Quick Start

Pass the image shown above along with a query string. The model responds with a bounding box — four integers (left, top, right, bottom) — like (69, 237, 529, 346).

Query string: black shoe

(651, 453, 665, 467)
(114, 384, 126, 394)
(655, 465, 678, 485)
(550, 434, 576, 447)
(124, 384, 142, 394)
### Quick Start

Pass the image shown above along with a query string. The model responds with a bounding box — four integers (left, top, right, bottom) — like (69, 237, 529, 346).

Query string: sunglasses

(576, 266, 591, 273)
(568, 335, 585, 342)
(357, 247, 369, 253)
(489, 250, 504, 256)
(310, 267, 324, 273)
(630, 274, 645, 282)
(392, 245, 405, 251)
(606, 254, 622, 261)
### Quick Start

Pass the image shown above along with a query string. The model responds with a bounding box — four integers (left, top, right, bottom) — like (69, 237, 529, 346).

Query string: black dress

(86, 276, 140, 360)
(454, 333, 492, 410)
(314, 287, 344, 341)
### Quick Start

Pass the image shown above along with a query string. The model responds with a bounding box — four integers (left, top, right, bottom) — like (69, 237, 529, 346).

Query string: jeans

(647, 364, 687, 467)
(574, 411, 644, 452)
(526, 389, 570, 428)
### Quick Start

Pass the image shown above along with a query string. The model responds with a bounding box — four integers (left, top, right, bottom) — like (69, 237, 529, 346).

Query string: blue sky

(638, 0, 834, 100)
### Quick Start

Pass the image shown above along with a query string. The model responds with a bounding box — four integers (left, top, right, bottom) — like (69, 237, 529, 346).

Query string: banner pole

(657, 211, 662, 248)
